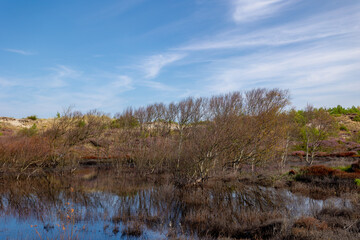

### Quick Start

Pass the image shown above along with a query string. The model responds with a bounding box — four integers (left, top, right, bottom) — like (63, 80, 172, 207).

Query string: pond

(0, 169, 353, 239)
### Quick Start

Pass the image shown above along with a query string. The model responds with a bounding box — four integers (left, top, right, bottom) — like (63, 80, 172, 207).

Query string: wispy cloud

(4, 48, 35, 55)
(141, 53, 186, 79)
(109, 75, 133, 90)
(140, 80, 176, 91)
(48, 65, 82, 88)
(0, 67, 136, 117)
(178, 5, 360, 51)
(231, 0, 294, 23)
(203, 44, 360, 107)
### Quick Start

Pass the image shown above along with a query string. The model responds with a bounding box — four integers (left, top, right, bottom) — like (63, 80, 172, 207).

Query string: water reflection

(0, 170, 352, 239)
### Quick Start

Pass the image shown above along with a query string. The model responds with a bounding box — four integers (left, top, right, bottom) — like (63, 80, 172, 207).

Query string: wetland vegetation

(1, 88, 360, 239)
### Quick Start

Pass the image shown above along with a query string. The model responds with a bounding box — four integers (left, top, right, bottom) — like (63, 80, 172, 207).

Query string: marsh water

(0, 169, 352, 239)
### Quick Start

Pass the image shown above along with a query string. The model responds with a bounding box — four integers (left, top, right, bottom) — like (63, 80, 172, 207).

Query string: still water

(0, 170, 352, 239)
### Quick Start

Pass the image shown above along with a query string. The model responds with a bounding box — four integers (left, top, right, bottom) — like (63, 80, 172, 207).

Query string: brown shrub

(294, 217, 328, 231)
(289, 181, 332, 200)
(317, 207, 353, 220)
(0, 135, 54, 171)
(315, 207, 356, 229)
(302, 165, 360, 179)
(291, 151, 305, 157)
(330, 151, 358, 157)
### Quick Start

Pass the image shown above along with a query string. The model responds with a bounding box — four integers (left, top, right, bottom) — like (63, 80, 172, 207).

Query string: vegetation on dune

(327, 105, 360, 122)
(292, 105, 337, 165)
(0, 88, 359, 183)
(328, 105, 360, 116)
(26, 115, 38, 120)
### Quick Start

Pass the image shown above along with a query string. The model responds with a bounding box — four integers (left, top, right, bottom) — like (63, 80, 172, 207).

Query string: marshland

(1, 89, 360, 239)
(2, 0, 360, 239)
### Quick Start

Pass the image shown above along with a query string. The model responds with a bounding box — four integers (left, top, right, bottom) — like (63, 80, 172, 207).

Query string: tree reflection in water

(0, 169, 352, 239)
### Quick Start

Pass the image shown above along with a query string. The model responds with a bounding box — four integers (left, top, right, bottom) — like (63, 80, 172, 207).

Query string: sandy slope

(0, 117, 51, 129)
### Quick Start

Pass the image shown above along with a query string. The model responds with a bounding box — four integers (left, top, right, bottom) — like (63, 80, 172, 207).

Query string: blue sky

(0, 0, 359, 118)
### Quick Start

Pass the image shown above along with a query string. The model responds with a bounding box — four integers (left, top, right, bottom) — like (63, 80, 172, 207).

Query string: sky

(0, 0, 359, 118)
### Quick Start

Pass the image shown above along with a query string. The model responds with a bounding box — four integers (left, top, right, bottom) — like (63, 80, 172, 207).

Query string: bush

(18, 124, 38, 137)
(300, 165, 360, 179)
(27, 115, 38, 120)
(0, 135, 53, 171)
(353, 115, 360, 122)
(339, 125, 348, 131)
(328, 105, 360, 115)
(111, 116, 139, 129)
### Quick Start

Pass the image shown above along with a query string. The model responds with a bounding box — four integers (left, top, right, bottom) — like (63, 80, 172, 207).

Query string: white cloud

(232, 0, 293, 23)
(0, 71, 135, 117)
(48, 65, 82, 87)
(179, 5, 360, 51)
(110, 75, 133, 89)
(204, 44, 360, 107)
(4, 48, 35, 55)
(141, 53, 186, 79)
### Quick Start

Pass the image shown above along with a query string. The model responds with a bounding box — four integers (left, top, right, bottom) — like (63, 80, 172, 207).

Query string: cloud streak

(178, 5, 360, 51)
(202, 43, 360, 108)
(232, 0, 294, 23)
(4, 48, 35, 55)
(47, 65, 82, 88)
(141, 53, 186, 79)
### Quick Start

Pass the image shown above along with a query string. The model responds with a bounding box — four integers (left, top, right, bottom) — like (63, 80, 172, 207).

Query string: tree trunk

(305, 137, 310, 165)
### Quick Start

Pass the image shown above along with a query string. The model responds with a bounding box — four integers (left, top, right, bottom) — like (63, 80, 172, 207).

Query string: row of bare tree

(108, 88, 294, 184)
(1, 88, 337, 182)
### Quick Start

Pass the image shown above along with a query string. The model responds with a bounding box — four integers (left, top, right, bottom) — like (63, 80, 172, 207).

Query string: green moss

(355, 179, 360, 186)
(333, 165, 352, 172)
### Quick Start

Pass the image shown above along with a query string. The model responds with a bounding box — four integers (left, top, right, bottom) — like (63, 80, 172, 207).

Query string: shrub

(27, 115, 38, 120)
(328, 105, 360, 115)
(353, 115, 360, 122)
(300, 165, 360, 179)
(339, 125, 348, 131)
(294, 217, 328, 230)
(111, 116, 139, 129)
(18, 124, 38, 137)
(0, 135, 53, 171)
(78, 119, 86, 128)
